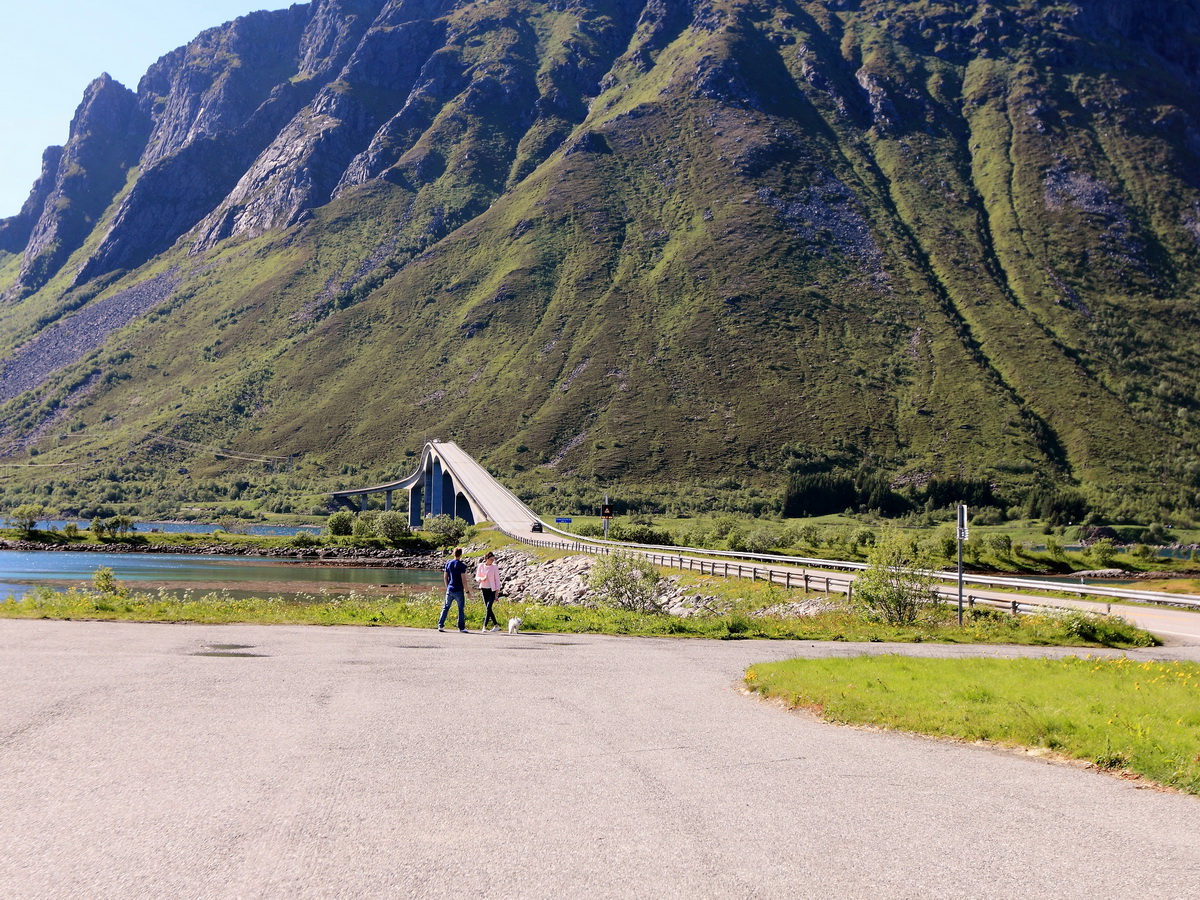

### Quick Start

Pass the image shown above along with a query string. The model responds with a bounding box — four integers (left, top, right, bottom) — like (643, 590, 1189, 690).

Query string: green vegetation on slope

(1, 0, 1199, 522)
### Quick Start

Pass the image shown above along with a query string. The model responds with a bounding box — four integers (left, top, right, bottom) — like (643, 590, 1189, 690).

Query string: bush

(1048, 610, 1153, 648)
(1088, 538, 1118, 568)
(853, 528, 940, 625)
(326, 510, 355, 536)
(104, 515, 135, 536)
(424, 514, 467, 548)
(352, 512, 378, 539)
(606, 522, 674, 546)
(986, 533, 1013, 558)
(216, 515, 248, 534)
(92, 566, 125, 597)
(587, 553, 663, 613)
(375, 511, 411, 544)
(290, 531, 320, 548)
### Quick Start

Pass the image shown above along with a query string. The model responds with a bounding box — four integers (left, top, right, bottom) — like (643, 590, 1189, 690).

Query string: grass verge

(0, 582, 1157, 647)
(745, 655, 1200, 795)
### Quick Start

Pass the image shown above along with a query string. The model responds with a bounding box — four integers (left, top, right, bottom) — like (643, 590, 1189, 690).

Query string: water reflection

(0, 549, 442, 601)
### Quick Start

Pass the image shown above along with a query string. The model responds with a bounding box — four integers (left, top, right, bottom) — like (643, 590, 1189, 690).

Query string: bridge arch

(331, 441, 489, 529)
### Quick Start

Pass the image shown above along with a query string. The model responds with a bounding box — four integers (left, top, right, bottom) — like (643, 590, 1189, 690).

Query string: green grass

(745, 655, 1200, 795)
(0, 576, 1156, 648)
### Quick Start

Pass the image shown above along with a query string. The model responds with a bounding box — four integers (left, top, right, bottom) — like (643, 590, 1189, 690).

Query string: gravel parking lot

(1, 619, 1197, 898)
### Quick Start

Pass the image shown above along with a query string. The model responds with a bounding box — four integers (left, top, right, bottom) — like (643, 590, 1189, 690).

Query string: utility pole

(957, 504, 969, 626)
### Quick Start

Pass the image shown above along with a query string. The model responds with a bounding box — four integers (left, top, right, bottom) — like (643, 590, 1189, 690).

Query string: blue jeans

(439, 589, 466, 630)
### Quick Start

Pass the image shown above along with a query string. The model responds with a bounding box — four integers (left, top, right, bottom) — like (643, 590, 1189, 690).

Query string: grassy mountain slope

(1, 0, 1198, 521)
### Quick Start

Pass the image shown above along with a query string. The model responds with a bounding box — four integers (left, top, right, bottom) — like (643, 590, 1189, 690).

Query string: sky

(0, 0, 293, 219)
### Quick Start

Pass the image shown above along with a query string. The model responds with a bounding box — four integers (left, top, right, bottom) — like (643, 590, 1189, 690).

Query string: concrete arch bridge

(331, 441, 538, 533)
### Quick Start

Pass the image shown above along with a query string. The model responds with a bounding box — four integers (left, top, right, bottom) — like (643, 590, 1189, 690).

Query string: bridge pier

(431, 459, 444, 515)
(409, 481, 423, 528)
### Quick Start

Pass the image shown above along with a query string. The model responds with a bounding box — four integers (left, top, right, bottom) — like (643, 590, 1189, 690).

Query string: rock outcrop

(10, 75, 146, 296)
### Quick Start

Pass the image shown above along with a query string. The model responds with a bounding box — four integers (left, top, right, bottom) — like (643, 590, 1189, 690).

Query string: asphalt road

(1, 620, 1198, 899)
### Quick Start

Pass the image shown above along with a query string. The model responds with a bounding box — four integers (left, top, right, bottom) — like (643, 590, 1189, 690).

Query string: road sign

(555, 517, 572, 523)
(601, 504, 613, 518)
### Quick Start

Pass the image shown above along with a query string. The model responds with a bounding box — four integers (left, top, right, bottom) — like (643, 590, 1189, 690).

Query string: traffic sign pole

(957, 504, 968, 626)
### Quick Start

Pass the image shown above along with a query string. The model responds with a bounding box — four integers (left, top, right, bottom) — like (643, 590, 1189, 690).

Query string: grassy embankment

(745, 655, 1200, 795)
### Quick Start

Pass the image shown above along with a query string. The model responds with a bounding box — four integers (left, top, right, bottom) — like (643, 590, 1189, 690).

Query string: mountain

(1, 0, 1199, 522)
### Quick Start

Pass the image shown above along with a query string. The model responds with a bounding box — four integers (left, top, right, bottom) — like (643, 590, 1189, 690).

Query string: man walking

(438, 546, 470, 633)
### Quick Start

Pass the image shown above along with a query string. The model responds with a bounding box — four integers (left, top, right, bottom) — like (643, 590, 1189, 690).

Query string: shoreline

(0, 538, 445, 569)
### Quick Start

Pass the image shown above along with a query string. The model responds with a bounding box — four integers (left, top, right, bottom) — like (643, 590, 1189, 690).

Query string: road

(1, 619, 1197, 899)
(641, 553, 1200, 644)
(433, 440, 538, 535)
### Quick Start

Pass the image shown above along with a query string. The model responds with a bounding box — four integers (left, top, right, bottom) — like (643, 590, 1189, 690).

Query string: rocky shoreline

(0, 538, 446, 569)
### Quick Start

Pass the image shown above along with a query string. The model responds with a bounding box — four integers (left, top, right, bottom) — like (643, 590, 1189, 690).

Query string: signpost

(602, 496, 612, 540)
(957, 504, 969, 625)
(555, 517, 572, 524)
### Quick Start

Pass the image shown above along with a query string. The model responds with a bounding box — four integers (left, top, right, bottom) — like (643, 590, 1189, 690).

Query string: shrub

(216, 515, 248, 534)
(326, 510, 355, 536)
(92, 566, 125, 596)
(375, 511, 411, 544)
(290, 531, 320, 548)
(587, 553, 663, 613)
(424, 514, 467, 548)
(853, 528, 940, 625)
(1047, 610, 1154, 648)
(798, 523, 822, 547)
(607, 522, 674, 545)
(104, 515, 135, 536)
(352, 512, 378, 539)
(1088, 538, 1118, 568)
(986, 533, 1013, 558)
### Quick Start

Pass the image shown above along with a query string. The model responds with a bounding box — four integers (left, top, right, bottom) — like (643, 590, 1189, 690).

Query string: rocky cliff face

(11, 74, 145, 294)
(2, 0, 1200, 517)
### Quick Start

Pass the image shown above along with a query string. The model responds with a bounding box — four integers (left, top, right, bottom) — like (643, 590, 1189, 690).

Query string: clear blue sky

(0, 1, 293, 219)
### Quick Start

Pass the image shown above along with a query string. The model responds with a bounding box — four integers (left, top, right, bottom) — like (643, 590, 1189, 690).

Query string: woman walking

(476, 551, 502, 633)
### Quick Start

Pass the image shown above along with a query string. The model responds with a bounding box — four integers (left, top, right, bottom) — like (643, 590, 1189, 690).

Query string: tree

(216, 515, 248, 534)
(587, 553, 663, 613)
(986, 533, 1013, 559)
(853, 528, 940, 625)
(7, 504, 45, 534)
(104, 515, 135, 536)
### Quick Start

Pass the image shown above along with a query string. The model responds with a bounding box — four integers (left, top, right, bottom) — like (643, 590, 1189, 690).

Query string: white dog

(507, 617, 522, 635)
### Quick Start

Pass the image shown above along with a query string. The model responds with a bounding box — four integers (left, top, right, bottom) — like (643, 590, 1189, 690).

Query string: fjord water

(0, 550, 443, 601)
